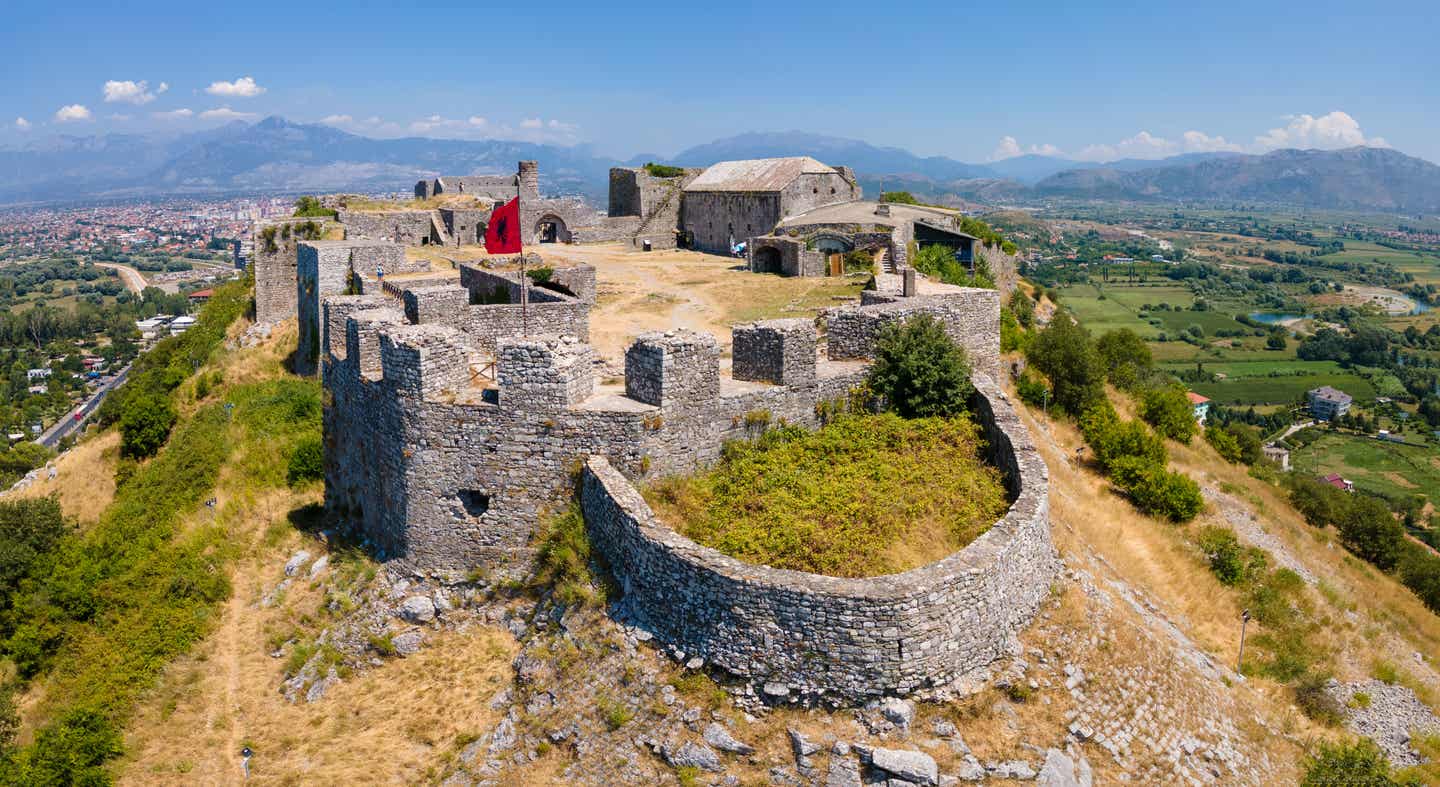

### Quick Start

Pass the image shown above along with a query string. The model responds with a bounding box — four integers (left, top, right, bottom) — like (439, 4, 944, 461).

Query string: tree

(866, 314, 973, 418)
(118, 393, 176, 459)
(1266, 329, 1288, 350)
(1205, 422, 1243, 463)
(1338, 495, 1406, 571)
(1096, 329, 1152, 390)
(1140, 384, 1198, 443)
(1026, 313, 1104, 416)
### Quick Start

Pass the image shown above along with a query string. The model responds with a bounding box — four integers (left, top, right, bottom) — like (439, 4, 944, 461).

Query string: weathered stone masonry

(320, 266, 1054, 700)
(580, 374, 1055, 703)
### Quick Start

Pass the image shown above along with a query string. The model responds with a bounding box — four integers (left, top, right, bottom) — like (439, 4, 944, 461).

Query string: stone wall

(579, 373, 1057, 704)
(682, 192, 781, 254)
(826, 290, 1001, 378)
(253, 217, 334, 324)
(295, 240, 410, 374)
(337, 209, 439, 246)
(322, 287, 1003, 579)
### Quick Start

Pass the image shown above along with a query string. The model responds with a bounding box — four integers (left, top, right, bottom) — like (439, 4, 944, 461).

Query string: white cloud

(14, 117, 30, 131)
(54, 104, 92, 123)
(519, 117, 543, 129)
(1180, 130, 1243, 153)
(320, 114, 353, 125)
(200, 107, 257, 121)
(990, 136, 1063, 161)
(153, 108, 194, 120)
(108, 113, 133, 121)
(468, 116, 487, 126)
(1253, 111, 1383, 152)
(205, 76, 265, 97)
(409, 114, 461, 133)
(991, 136, 1023, 160)
(103, 80, 161, 105)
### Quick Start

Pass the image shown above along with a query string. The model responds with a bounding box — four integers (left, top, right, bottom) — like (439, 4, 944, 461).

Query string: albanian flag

(485, 197, 522, 254)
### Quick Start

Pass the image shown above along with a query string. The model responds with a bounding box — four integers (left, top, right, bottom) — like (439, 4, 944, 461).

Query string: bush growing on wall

(867, 313, 973, 418)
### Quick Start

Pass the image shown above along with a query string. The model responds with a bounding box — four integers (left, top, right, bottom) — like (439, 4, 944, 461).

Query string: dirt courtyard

(513, 243, 868, 359)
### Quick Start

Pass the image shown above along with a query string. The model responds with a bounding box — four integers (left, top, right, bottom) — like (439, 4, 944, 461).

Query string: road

(35, 364, 131, 449)
(92, 262, 148, 294)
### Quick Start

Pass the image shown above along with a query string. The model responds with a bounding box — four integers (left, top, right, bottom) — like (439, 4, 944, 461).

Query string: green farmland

(1291, 431, 1440, 506)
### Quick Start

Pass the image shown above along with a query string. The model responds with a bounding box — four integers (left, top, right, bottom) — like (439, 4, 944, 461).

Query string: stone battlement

(320, 275, 1056, 702)
(324, 282, 1005, 576)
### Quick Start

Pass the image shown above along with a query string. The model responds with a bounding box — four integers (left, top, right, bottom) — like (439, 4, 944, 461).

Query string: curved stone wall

(581, 376, 1057, 704)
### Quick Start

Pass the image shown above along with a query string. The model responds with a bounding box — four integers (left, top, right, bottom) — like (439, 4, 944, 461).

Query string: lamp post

(1237, 608, 1251, 674)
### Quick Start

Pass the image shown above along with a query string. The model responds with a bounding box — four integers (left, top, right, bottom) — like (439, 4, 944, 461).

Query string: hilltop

(0, 247, 1434, 784)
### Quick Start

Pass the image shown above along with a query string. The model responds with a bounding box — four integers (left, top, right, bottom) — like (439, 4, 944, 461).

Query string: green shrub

(1204, 423, 1243, 463)
(1301, 738, 1413, 786)
(1338, 495, 1406, 571)
(867, 313, 973, 418)
(531, 504, 605, 608)
(118, 392, 177, 459)
(286, 434, 324, 487)
(1015, 371, 1050, 409)
(1196, 527, 1268, 586)
(1079, 404, 1166, 472)
(1109, 457, 1204, 522)
(1139, 383, 1198, 443)
(597, 695, 633, 730)
(642, 162, 685, 178)
(1397, 545, 1440, 613)
(1294, 672, 1346, 726)
(292, 195, 337, 218)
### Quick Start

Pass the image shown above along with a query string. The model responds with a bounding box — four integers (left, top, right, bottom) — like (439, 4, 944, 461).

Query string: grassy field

(1291, 431, 1440, 505)
(645, 413, 1008, 577)
(1189, 372, 1376, 405)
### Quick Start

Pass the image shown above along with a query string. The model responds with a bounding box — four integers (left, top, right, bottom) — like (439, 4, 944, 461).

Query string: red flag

(485, 197, 522, 254)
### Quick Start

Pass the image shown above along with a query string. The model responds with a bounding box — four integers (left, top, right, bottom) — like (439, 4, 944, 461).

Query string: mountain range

(2, 118, 1439, 213)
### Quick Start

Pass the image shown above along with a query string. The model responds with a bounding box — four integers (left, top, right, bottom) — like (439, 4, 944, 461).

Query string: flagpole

(517, 184, 528, 337)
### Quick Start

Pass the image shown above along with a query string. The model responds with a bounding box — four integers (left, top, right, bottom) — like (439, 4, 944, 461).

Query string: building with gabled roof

(678, 156, 860, 254)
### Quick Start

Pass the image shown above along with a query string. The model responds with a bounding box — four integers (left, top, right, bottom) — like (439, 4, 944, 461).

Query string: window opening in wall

(458, 490, 490, 516)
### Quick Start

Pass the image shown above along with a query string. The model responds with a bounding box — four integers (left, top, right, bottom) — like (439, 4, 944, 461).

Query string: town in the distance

(1, 2, 1439, 785)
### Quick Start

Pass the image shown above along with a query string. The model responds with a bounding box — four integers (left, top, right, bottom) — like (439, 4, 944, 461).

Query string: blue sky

(3, 0, 1437, 163)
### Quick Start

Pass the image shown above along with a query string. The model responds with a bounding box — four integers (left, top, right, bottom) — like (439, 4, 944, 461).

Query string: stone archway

(536, 215, 570, 244)
(754, 246, 783, 274)
(812, 234, 854, 255)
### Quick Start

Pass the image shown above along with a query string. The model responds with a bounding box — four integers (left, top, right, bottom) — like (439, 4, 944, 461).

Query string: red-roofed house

(1322, 473, 1354, 492)
(188, 288, 214, 304)
(1186, 391, 1210, 425)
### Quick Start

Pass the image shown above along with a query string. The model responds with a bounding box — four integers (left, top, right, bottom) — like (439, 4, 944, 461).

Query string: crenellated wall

(320, 278, 1052, 701)
(323, 287, 1003, 578)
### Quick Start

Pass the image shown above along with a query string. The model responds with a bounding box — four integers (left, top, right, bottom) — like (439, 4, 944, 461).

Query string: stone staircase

(428, 211, 453, 246)
(876, 247, 897, 274)
(631, 180, 684, 246)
